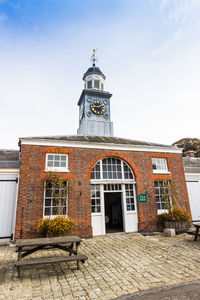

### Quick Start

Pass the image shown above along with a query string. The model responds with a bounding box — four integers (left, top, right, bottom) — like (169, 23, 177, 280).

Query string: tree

(173, 138, 200, 157)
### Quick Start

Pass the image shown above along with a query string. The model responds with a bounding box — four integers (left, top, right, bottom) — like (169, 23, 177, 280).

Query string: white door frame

(91, 182, 138, 235)
(104, 188, 124, 233)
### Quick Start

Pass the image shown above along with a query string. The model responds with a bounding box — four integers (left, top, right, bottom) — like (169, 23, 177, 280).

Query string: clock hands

(90, 100, 105, 115)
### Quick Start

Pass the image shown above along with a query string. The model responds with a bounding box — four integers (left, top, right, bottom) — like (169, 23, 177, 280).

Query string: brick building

(14, 55, 190, 239)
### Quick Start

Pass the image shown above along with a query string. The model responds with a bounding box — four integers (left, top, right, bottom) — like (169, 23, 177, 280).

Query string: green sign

(138, 194, 147, 203)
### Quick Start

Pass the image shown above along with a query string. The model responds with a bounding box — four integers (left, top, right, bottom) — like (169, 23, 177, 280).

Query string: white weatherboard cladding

(0, 173, 18, 242)
(186, 174, 200, 221)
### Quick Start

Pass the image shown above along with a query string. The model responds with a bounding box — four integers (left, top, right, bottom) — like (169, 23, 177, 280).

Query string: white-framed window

(91, 185, 101, 213)
(152, 158, 169, 174)
(87, 80, 92, 89)
(45, 153, 68, 172)
(44, 180, 68, 217)
(94, 80, 100, 89)
(91, 157, 134, 181)
(125, 184, 135, 211)
(154, 180, 171, 212)
(104, 184, 122, 192)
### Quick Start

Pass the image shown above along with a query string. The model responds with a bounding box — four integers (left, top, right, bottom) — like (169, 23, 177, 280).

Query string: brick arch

(86, 151, 140, 180)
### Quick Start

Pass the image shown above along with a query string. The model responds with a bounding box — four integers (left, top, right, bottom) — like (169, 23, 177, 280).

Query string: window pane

(54, 161, 59, 167)
(53, 199, 59, 206)
(47, 161, 53, 167)
(96, 191, 100, 197)
(61, 156, 66, 161)
(53, 207, 58, 215)
(45, 189, 51, 197)
(44, 207, 51, 216)
(46, 181, 52, 188)
(103, 172, 107, 179)
(48, 155, 53, 160)
(88, 81, 92, 88)
(45, 199, 51, 206)
(96, 172, 100, 179)
(94, 80, 100, 88)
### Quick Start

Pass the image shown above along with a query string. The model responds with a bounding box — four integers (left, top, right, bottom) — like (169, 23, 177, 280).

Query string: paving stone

(1, 233, 200, 299)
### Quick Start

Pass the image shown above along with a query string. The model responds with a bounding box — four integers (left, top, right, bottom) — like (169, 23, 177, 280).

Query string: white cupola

(83, 50, 106, 91)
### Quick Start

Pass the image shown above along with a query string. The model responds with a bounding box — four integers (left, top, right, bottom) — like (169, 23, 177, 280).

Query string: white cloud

(161, 0, 200, 23)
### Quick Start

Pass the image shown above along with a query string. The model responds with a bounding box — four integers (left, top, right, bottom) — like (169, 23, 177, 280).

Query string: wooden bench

(15, 254, 88, 277)
(187, 221, 200, 241)
(14, 236, 88, 277)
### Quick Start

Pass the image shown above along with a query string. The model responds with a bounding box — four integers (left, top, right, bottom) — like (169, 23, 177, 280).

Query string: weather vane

(91, 49, 98, 66)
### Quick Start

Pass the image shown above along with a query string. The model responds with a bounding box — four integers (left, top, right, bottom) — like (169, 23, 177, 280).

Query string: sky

(0, 0, 200, 149)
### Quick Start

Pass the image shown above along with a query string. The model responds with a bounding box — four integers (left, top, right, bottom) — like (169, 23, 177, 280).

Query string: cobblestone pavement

(0, 233, 200, 300)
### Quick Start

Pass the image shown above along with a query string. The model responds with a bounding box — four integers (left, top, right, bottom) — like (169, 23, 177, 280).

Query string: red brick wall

(15, 144, 190, 239)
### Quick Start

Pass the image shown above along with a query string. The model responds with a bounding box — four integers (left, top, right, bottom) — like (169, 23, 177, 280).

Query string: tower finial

(91, 49, 98, 66)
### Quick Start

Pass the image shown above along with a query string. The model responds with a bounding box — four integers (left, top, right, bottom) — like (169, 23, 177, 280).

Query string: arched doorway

(90, 157, 138, 235)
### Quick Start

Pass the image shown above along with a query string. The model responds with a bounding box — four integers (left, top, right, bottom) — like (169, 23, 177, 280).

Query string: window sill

(45, 168, 69, 173)
(153, 170, 170, 174)
(157, 209, 168, 215)
(43, 215, 67, 219)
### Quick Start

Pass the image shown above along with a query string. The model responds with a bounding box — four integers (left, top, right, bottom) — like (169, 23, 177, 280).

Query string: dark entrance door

(104, 192, 123, 233)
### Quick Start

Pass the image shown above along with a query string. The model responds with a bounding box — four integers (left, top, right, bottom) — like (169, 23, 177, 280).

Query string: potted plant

(158, 207, 191, 233)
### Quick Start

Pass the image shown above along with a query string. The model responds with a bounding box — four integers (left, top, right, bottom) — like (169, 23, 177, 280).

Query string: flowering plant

(36, 216, 78, 236)
(36, 218, 50, 235)
(158, 208, 191, 227)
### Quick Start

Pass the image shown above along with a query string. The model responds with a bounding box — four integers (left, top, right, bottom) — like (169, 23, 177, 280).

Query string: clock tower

(77, 51, 113, 136)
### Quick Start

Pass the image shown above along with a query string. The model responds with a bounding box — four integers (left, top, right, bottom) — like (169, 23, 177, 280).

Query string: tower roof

(83, 66, 106, 80)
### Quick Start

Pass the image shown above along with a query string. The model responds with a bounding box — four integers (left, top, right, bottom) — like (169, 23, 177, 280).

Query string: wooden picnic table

(15, 236, 88, 277)
(187, 222, 200, 241)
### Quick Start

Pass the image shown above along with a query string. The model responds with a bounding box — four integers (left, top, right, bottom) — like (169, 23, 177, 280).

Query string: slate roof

(19, 135, 176, 149)
(183, 157, 200, 173)
(83, 66, 106, 80)
(0, 149, 19, 169)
